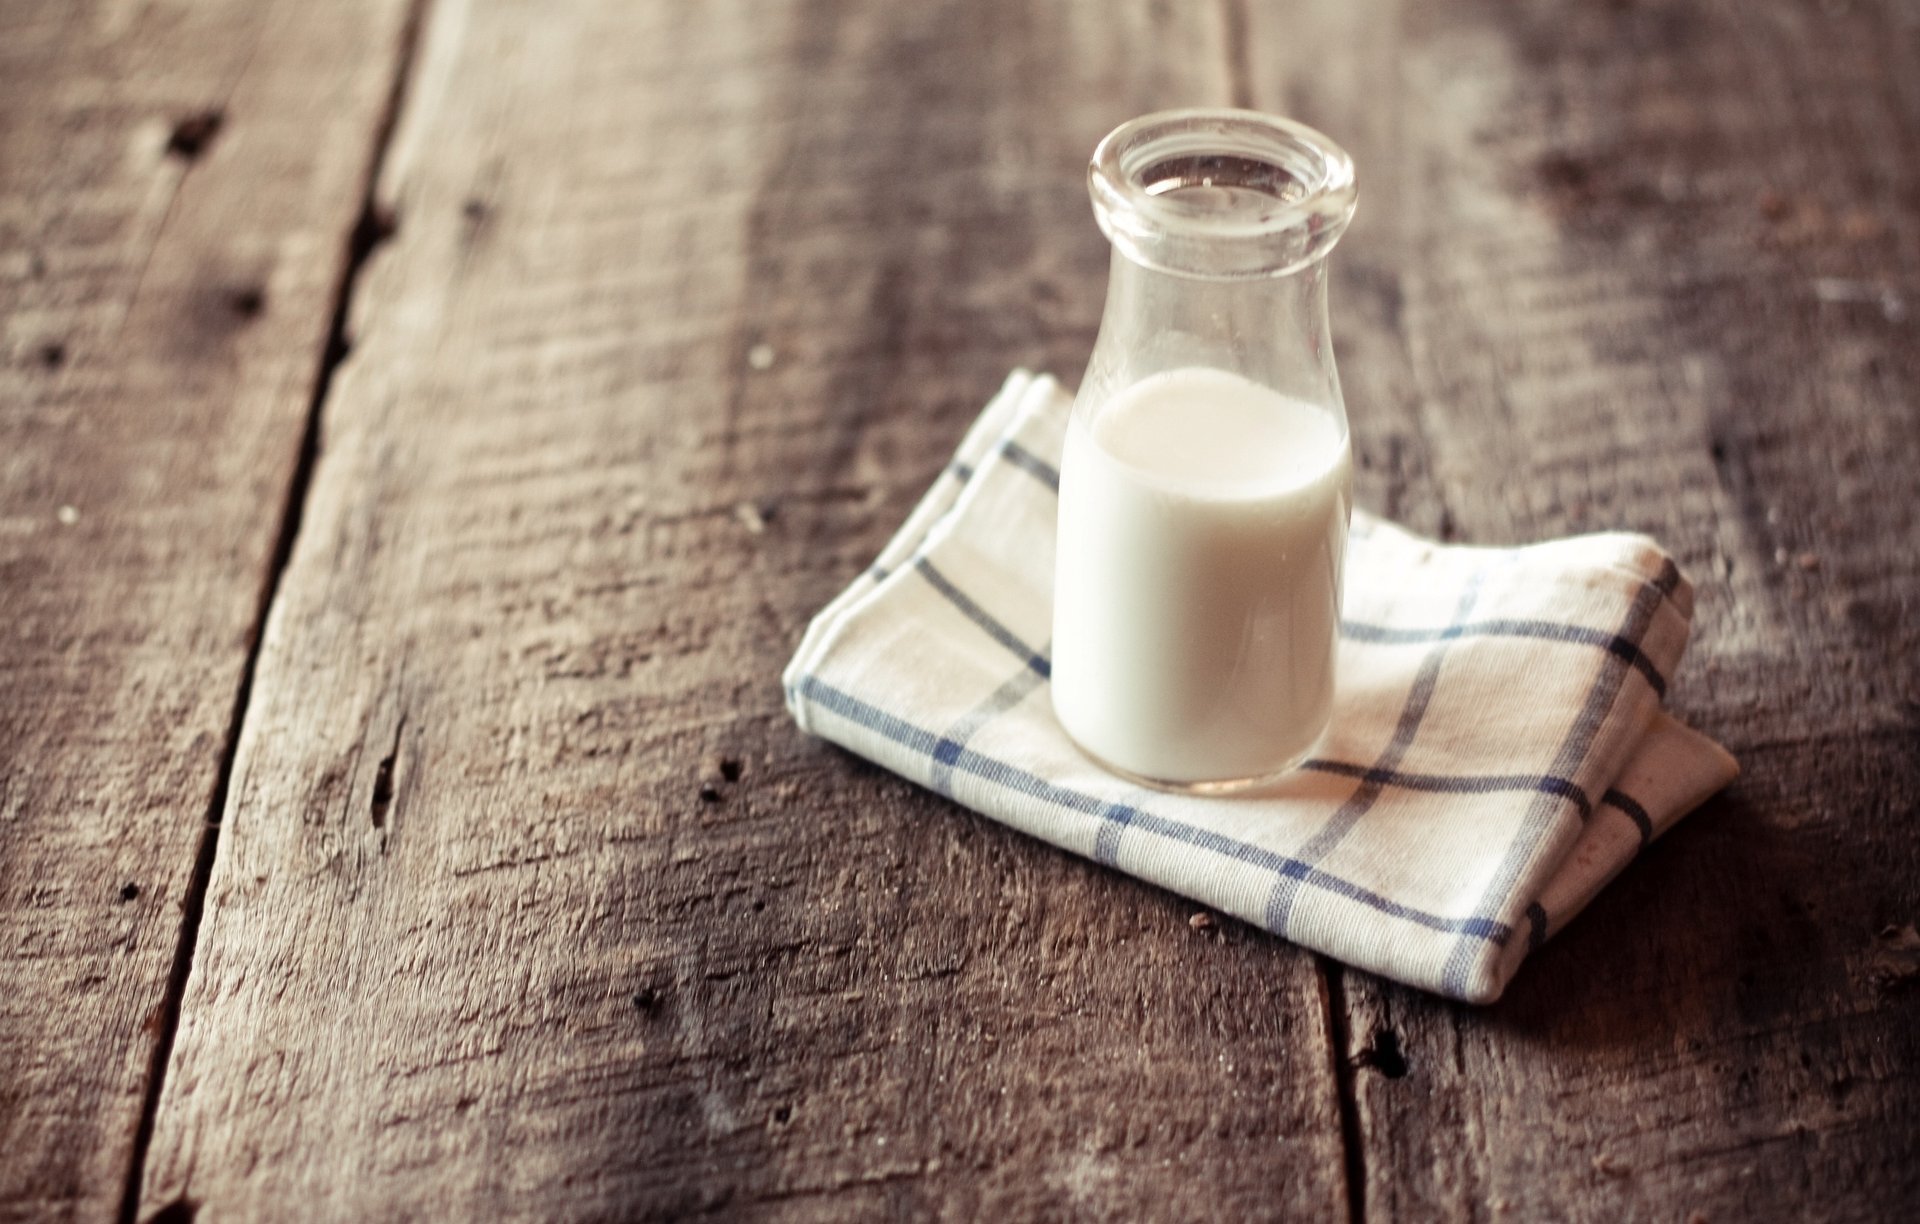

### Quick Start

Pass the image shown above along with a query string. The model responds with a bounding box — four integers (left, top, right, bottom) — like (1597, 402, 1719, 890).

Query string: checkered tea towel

(783, 371, 1738, 1003)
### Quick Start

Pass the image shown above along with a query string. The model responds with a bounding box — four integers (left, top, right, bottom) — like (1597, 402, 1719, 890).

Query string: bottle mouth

(1089, 109, 1357, 280)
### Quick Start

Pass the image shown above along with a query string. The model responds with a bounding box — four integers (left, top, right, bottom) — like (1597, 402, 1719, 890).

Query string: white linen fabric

(784, 371, 1738, 1003)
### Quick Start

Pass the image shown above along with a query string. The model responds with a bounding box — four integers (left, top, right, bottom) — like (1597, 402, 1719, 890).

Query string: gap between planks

(1320, 959, 1369, 1224)
(114, 2, 438, 1220)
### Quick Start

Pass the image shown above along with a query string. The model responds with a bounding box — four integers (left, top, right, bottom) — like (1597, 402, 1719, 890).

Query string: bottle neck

(1079, 249, 1344, 424)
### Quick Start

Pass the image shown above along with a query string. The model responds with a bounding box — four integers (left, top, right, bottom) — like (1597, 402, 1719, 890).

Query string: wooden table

(4, 1, 1916, 1219)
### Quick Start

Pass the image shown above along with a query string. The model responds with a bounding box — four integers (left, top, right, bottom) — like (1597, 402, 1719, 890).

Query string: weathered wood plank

(0, 0, 420, 1220)
(0, 1, 422, 1219)
(1244, 0, 1920, 1217)
(139, 1, 1352, 1218)
(0, 1, 420, 1220)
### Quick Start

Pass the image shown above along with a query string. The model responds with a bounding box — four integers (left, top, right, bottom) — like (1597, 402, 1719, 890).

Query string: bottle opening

(1139, 154, 1310, 204)
(1090, 109, 1357, 280)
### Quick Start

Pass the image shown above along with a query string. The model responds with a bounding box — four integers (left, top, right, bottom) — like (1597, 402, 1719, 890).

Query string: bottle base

(1061, 727, 1327, 799)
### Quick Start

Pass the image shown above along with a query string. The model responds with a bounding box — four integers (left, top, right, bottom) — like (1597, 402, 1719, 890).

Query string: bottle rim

(1089, 108, 1358, 280)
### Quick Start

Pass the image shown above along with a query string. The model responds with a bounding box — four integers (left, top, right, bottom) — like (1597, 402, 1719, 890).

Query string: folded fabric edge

(1484, 710, 1741, 1000)
(783, 370, 1052, 732)
(790, 674, 1740, 1006)
(1353, 510, 1697, 628)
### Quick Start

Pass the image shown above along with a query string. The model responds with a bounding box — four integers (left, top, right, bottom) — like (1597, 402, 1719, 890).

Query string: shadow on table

(1481, 783, 1856, 1044)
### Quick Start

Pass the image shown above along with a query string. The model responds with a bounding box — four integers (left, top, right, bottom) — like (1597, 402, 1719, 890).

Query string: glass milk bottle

(1051, 109, 1358, 793)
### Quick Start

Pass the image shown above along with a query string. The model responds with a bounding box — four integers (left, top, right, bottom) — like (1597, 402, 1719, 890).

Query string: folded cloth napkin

(784, 371, 1738, 1003)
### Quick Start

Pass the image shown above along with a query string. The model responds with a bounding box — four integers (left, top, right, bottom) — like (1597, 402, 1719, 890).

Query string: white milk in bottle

(1052, 366, 1352, 787)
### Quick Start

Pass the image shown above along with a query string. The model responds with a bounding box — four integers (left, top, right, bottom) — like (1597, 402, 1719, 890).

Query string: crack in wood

(1351, 1026, 1408, 1079)
(164, 110, 224, 161)
(1320, 958, 1369, 1224)
(370, 714, 406, 830)
(114, 2, 438, 1221)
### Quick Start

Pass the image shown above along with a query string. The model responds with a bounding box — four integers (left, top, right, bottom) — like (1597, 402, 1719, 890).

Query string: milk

(1052, 366, 1352, 787)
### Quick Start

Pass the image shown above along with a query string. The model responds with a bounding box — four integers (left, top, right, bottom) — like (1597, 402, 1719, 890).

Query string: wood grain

(0, 1, 417, 1220)
(1242, 0, 1920, 1218)
(10, 0, 1914, 1218)
(137, 1, 1351, 1219)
